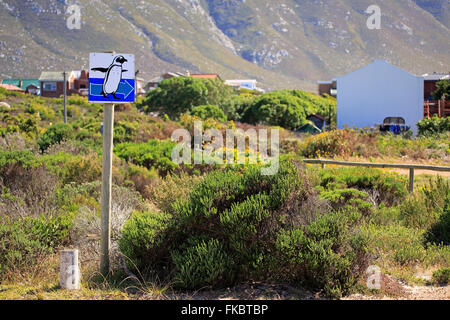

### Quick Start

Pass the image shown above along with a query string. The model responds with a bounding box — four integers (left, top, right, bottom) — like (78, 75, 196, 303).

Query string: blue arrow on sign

(89, 78, 135, 103)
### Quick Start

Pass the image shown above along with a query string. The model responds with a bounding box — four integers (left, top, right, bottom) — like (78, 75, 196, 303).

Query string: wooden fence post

(100, 103, 114, 276)
(409, 168, 415, 194)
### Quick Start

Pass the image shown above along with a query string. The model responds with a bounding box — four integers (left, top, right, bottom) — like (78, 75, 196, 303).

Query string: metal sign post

(89, 52, 135, 276)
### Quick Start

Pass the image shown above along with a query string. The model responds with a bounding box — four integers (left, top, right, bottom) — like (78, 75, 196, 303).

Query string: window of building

(43, 82, 57, 91)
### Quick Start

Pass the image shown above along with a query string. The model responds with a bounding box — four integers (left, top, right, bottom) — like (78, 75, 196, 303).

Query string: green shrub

(432, 267, 450, 285)
(418, 116, 450, 136)
(399, 197, 434, 229)
(114, 139, 178, 174)
(318, 167, 407, 206)
(0, 222, 49, 279)
(119, 210, 173, 273)
(319, 188, 372, 215)
(242, 91, 308, 130)
(120, 161, 370, 297)
(191, 105, 227, 122)
(426, 195, 450, 245)
(0, 150, 40, 169)
(120, 161, 301, 281)
(171, 238, 233, 289)
(37, 123, 74, 152)
(148, 172, 203, 214)
(25, 102, 56, 121)
(275, 209, 369, 299)
(0, 214, 73, 280)
(114, 121, 139, 144)
(393, 243, 426, 266)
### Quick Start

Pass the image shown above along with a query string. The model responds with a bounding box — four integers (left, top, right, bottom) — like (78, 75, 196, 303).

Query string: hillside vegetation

(0, 85, 449, 300)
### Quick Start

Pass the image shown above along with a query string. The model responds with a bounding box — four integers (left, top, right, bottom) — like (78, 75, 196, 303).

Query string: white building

(225, 79, 265, 93)
(337, 60, 424, 134)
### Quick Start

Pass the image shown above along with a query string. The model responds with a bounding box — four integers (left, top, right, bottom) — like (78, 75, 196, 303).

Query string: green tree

(242, 91, 308, 130)
(191, 105, 227, 122)
(432, 80, 450, 100)
(141, 77, 235, 119)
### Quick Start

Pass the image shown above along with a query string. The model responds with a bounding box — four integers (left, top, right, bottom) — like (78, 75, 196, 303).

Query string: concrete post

(100, 104, 114, 276)
(60, 249, 80, 290)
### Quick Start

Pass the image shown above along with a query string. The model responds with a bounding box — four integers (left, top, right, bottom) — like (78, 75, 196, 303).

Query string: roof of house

(0, 83, 25, 92)
(1, 79, 40, 89)
(422, 73, 450, 81)
(191, 74, 221, 80)
(307, 114, 327, 122)
(297, 122, 322, 134)
(337, 60, 420, 81)
(39, 71, 77, 82)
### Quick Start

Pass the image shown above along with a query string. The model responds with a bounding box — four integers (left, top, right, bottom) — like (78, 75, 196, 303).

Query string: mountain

(0, 0, 449, 91)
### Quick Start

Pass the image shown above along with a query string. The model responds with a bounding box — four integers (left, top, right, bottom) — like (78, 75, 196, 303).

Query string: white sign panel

(89, 53, 135, 103)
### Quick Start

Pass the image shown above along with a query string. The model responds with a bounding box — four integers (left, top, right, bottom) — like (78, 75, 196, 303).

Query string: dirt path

(391, 168, 450, 177)
(343, 274, 449, 300)
(344, 285, 449, 300)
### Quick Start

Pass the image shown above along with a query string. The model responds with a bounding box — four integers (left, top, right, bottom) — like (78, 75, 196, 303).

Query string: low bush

(120, 161, 370, 297)
(114, 139, 178, 175)
(318, 167, 407, 207)
(148, 172, 204, 214)
(25, 102, 56, 121)
(0, 214, 73, 281)
(171, 238, 233, 289)
(190, 105, 227, 122)
(417, 116, 450, 136)
(37, 123, 74, 153)
(300, 129, 380, 159)
(426, 195, 450, 245)
(432, 267, 450, 285)
(275, 209, 369, 298)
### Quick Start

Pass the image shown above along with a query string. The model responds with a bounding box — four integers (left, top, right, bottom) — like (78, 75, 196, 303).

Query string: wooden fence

(424, 100, 450, 118)
(303, 159, 450, 193)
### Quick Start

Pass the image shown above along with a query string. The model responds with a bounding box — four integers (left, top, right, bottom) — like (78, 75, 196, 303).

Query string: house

(317, 79, 337, 97)
(0, 83, 25, 93)
(39, 71, 75, 98)
(146, 72, 186, 90)
(136, 77, 146, 97)
(225, 79, 257, 90)
(1, 79, 40, 95)
(73, 70, 89, 96)
(336, 60, 423, 135)
(224, 79, 265, 93)
(423, 72, 449, 100)
(39, 70, 90, 98)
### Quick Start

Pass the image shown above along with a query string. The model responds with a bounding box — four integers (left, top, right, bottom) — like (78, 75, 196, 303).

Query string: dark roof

(307, 114, 327, 121)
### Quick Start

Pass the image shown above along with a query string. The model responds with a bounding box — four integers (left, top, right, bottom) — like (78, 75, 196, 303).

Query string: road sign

(89, 53, 135, 103)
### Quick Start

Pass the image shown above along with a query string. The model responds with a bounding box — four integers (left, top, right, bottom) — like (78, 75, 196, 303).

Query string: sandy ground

(392, 169, 450, 178)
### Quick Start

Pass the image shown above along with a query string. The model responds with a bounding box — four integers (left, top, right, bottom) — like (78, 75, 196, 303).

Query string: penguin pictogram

(91, 55, 128, 100)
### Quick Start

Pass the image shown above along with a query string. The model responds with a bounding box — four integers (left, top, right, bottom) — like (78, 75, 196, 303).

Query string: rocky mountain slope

(0, 0, 449, 91)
